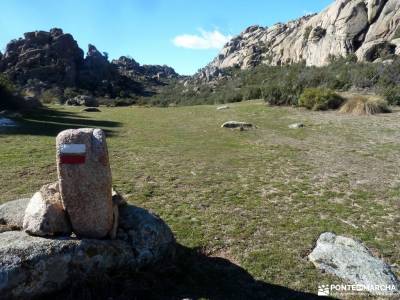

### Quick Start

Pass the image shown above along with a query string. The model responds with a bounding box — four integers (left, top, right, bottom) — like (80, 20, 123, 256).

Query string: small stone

(23, 182, 71, 237)
(221, 121, 253, 129)
(288, 123, 305, 129)
(217, 105, 230, 110)
(56, 128, 113, 238)
(308, 232, 400, 297)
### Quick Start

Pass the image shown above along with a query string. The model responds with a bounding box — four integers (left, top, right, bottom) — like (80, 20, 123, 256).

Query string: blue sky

(0, 0, 332, 75)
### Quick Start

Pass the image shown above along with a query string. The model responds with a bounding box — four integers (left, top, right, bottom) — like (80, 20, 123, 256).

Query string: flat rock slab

(309, 232, 400, 297)
(56, 128, 113, 238)
(217, 105, 230, 110)
(288, 123, 305, 129)
(221, 121, 253, 129)
(0, 203, 175, 299)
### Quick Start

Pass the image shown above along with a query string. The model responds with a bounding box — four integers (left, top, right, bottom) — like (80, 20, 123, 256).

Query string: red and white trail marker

(56, 128, 113, 238)
(59, 144, 86, 164)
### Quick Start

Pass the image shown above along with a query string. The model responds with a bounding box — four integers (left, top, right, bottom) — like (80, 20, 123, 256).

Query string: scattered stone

(0, 203, 175, 299)
(309, 232, 400, 297)
(289, 123, 305, 129)
(217, 105, 230, 110)
(0, 117, 18, 127)
(22, 182, 71, 237)
(56, 128, 113, 238)
(0, 198, 30, 230)
(81, 107, 101, 112)
(221, 121, 253, 129)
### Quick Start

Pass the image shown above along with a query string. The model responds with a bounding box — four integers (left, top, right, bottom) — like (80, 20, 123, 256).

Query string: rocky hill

(0, 28, 179, 99)
(197, 0, 400, 81)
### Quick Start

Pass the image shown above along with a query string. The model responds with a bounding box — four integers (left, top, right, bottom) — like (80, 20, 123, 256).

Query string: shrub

(339, 96, 391, 115)
(303, 26, 312, 41)
(382, 86, 400, 105)
(262, 85, 300, 106)
(40, 88, 63, 104)
(0, 74, 18, 110)
(243, 86, 262, 100)
(63, 87, 80, 99)
(223, 89, 243, 103)
(299, 88, 344, 110)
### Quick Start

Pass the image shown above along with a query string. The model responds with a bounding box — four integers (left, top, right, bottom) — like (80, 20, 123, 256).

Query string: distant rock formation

(197, 0, 400, 81)
(112, 56, 179, 80)
(0, 28, 180, 98)
(0, 28, 83, 86)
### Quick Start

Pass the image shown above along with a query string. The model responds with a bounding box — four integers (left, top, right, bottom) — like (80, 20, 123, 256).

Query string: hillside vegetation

(150, 57, 400, 107)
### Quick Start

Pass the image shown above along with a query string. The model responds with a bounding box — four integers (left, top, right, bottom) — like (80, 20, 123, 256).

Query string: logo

(318, 285, 330, 296)
(318, 283, 398, 297)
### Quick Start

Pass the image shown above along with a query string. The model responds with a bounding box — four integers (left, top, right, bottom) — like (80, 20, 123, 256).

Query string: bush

(221, 89, 243, 103)
(63, 87, 80, 99)
(299, 88, 344, 110)
(243, 86, 262, 100)
(262, 84, 300, 106)
(382, 86, 400, 105)
(40, 88, 63, 104)
(303, 26, 312, 41)
(0, 74, 18, 110)
(339, 96, 391, 115)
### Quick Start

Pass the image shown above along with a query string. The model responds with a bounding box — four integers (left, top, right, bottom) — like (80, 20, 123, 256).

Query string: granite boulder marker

(23, 182, 71, 236)
(56, 128, 113, 238)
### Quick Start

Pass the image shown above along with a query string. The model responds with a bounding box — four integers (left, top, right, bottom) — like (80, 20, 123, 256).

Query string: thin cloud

(173, 29, 232, 50)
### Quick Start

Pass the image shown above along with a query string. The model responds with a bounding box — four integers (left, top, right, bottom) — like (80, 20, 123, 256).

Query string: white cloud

(172, 29, 232, 50)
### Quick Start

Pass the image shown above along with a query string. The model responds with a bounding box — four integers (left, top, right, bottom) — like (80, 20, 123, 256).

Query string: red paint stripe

(60, 155, 86, 164)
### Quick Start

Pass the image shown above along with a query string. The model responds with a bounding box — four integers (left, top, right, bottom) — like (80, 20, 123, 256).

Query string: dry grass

(339, 96, 391, 116)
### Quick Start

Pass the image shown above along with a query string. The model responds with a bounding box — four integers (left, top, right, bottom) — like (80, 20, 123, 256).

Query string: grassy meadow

(0, 100, 399, 298)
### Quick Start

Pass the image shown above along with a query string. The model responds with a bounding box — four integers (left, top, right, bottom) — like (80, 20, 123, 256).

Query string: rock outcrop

(0, 201, 175, 299)
(112, 56, 179, 80)
(0, 28, 84, 86)
(198, 0, 400, 81)
(0, 28, 180, 99)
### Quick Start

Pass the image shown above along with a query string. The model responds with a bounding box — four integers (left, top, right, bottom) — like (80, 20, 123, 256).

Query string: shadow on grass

(0, 107, 121, 137)
(45, 244, 332, 300)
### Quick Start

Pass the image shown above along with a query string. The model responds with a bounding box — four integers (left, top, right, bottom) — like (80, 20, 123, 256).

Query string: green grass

(1, 100, 399, 298)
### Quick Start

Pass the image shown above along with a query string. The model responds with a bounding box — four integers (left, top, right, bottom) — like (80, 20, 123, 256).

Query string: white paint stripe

(60, 144, 86, 154)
